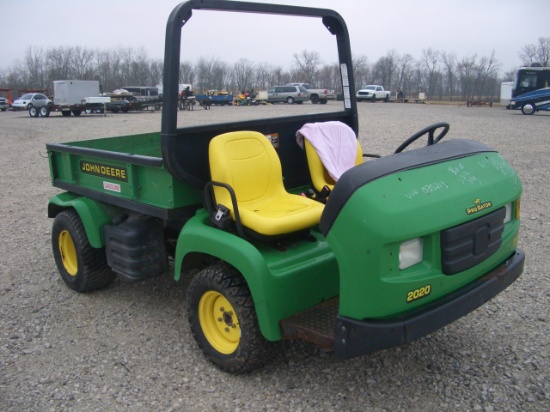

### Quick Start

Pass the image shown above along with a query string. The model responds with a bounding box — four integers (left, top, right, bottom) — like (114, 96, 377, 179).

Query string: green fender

(175, 210, 281, 341)
(48, 192, 121, 248)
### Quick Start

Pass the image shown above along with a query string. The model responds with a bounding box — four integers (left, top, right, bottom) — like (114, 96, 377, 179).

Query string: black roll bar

(160, 0, 357, 184)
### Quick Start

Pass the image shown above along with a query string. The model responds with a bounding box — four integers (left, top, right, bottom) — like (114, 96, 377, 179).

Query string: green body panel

(48, 133, 200, 209)
(175, 210, 339, 341)
(326, 152, 522, 320)
(64, 132, 163, 156)
(48, 192, 121, 248)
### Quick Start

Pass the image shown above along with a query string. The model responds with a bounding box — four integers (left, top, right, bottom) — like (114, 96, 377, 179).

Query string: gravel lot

(1, 102, 548, 411)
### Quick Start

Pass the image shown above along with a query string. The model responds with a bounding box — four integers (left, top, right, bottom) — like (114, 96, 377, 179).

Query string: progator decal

(466, 198, 492, 215)
(80, 161, 128, 182)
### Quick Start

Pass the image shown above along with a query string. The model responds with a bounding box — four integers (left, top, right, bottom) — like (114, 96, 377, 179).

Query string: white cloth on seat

(296, 121, 358, 181)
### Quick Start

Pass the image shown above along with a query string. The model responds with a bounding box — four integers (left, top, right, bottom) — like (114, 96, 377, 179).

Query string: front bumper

(334, 249, 525, 359)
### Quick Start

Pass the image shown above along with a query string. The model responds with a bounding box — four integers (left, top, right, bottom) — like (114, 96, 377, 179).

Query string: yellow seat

(209, 131, 324, 237)
(304, 138, 363, 192)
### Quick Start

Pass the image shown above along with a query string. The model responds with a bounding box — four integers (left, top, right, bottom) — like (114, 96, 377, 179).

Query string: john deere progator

(46, 0, 524, 373)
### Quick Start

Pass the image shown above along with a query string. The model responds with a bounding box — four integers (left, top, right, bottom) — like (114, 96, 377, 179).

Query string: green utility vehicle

(47, 0, 524, 374)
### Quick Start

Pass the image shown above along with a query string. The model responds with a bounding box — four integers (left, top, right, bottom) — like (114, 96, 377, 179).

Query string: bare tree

(254, 62, 274, 90)
(441, 52, 457, 100)
(270, 66, 291, 86)
(128, 48, 151, 86)
(293, 49, 320, 85)
(502, 68, 517, 82)
(194, 57, 214, 92)
(396, 53, 414, 95)
(519, 37, 550, 67)
(353, 54, 371, 90)
(233, 58, 255, 93)
(317, 64, 339, 91)
(71, 46, 95, 79)
(457, 55, 477, 100)
(371, 50, 398, 90)
(211, 60, 229, 91)
(149, 59, 163, 87)
(179, 62, 195, 85)
(422, 48, 439, 99)
(472, 51, 500, 100)
(45, 46, 73, 83)
(24, 46, 45, 89)
(3, 40, 521, 102)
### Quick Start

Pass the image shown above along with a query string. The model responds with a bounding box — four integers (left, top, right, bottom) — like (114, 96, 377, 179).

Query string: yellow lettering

(80, 161, 128, 182)
(407, 285, 431, 303)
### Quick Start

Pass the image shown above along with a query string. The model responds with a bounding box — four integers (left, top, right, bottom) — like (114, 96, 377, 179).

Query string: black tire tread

(52, 209, 115, 292)
(186, 263, 276, 374)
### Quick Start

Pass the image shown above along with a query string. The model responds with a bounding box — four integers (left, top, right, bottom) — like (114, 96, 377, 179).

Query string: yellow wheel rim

(198, 291, 240, 354)
(59, 230, 78, 276)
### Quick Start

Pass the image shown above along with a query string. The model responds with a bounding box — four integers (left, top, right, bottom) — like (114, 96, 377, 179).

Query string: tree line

(1, 37, 548, 101)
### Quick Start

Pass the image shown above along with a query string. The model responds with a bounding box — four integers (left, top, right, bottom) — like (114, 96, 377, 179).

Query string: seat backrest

(209, 130, 325, 237)
(305, 138, 363, 192)
(209, 131, 286, 215)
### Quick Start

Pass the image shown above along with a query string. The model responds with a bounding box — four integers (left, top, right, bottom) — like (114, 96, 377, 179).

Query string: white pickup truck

(356, 85, 391, 102)
(287, 83, 335, 104)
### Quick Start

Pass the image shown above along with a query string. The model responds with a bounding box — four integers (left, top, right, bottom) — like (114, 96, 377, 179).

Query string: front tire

(521, 102, 536, 115)
(186, 264, 275, 374)
(29, 106, 39, 117)
(52, 209, 116, 292)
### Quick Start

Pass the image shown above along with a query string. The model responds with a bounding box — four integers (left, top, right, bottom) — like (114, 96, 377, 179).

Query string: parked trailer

(53, 80, 103, 117)
(106, 94, 162, 113)
(194, 90, 233, 106)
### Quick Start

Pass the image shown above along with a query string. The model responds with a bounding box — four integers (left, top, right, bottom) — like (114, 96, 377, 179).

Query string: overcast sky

(2, 0, 549, 75)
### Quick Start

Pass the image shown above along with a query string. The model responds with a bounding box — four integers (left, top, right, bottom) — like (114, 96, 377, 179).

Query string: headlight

(399, 238, 423, 270)
(503, 199, 521, 224)
(504, 203, 512, 224)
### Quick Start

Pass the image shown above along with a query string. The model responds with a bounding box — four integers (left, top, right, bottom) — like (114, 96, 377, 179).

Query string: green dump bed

(47, 133, 200, 219)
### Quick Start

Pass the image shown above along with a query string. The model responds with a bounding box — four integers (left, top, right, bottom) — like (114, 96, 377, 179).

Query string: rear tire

(52, 209, 116, 292)
(72, 110, 81, 116)
(186, 264, 275, 373)
(286, 96, 294, 104)
(61, 111, 71, 117)
(39, 106, 50, 117)
(310, 95, 319, 104)
(29, 106, 39, 117)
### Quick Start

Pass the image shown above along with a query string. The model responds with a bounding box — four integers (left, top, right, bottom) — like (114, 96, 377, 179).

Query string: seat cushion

(238, 194, 324, 236)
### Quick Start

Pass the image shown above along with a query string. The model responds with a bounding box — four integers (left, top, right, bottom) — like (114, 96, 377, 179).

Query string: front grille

(441, 207, 505, 275)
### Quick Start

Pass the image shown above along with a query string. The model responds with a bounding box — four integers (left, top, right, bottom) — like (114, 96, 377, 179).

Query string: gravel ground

(0, 102, 548, 411)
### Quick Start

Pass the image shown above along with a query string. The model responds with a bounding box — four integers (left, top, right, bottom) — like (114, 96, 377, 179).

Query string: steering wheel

(394, 122, 450, 153)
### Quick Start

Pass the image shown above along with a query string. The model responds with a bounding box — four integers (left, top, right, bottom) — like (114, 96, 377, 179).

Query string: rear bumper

(334, 249, 525, 359)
